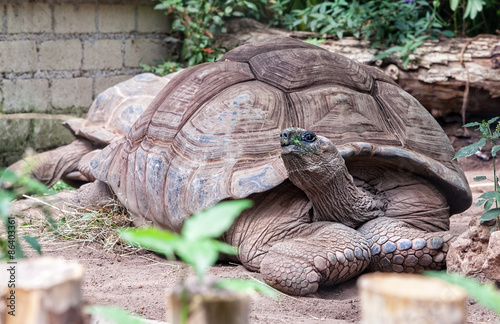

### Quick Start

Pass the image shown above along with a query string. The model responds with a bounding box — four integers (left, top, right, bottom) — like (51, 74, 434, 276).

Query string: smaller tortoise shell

(64, 73, 177, 147)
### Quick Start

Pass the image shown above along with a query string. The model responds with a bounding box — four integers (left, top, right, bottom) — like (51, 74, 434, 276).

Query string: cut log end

(358, 273, 466, 324)
(1, 257, 85, 324)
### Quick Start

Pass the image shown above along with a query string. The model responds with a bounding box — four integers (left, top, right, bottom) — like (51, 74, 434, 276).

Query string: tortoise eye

(302, 131, 316, 143)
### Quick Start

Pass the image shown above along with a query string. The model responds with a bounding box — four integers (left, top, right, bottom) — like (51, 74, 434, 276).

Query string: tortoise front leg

(260, 222, 371, 296)
(357, 217, 455, 273)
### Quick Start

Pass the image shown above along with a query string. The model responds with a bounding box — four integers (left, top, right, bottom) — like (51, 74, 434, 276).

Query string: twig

(22, 194, 65, 213)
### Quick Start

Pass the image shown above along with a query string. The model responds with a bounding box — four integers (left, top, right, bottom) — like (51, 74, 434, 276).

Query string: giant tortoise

(8, 73, 176, 187)
(77, 37, 470, 295)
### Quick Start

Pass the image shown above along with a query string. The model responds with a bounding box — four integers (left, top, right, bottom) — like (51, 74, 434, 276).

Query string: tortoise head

(280, 127, 342, 178)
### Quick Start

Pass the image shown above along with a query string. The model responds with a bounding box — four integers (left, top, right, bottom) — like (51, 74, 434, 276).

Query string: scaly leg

(260, 222, 371, 296)
(357, 217, 455, 273)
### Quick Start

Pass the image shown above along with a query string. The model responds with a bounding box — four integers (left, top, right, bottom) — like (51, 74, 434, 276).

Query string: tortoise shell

(91, 37, 471, 230)
(63, 73, 176, 147)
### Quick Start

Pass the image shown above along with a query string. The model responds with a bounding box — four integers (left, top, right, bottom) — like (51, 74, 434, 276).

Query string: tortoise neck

(286, 149, 385, 228)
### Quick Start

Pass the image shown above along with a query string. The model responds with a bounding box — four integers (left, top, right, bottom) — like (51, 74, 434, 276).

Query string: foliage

(425, 271, 500, 316)
(148, 0, 497, 71)
(445, 0, 499, 36)
(120, 199, 277, 324)
(0, 169, 47, 260)
(275, 0, 452, 67)
(454, 117, 500, 230)
(144, 0, 262, 74)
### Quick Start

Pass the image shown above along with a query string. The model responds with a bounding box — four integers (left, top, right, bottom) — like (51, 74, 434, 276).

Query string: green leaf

(176, 239, 220, 278)
(492, 145, 500, 157)
(0, 168, 19, 184)
(463, 121, 481, 128)
(215, 278, 280, 299)
(424, 271, 500, 315)
(450, 0, 459, 11)
(484, 198, 494, 211)
(0, 191, 14, 219)
(373, 52, 391, 60)
(481, 208, 500, 222)
(182, 200, 253, 241)
(22, 235, 42, 255)
(487, 116, 500, 125)
(85, 306, 148, 324)
(453, 138, 487, 159)
(440, 30, 455, 37)
(478, 191, 499, 200)
(211, 240, 238, 255)
(119, 227, 181, 258)
(14, 239, 25, 259)
(475, 199, 486, 207)
(474, 176, 487, 182)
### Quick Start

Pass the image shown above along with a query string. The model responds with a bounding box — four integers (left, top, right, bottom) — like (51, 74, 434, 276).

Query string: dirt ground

(12, 121, 500, 323)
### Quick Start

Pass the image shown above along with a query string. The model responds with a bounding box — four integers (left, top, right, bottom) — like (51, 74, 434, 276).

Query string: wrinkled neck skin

(282, 136, 385, 228)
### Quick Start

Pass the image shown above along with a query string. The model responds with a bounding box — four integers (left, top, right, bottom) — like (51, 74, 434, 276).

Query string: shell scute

(249, 48, 373, 92)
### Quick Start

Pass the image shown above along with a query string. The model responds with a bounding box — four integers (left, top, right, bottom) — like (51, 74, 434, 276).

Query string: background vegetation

(142, 0, 500, 73)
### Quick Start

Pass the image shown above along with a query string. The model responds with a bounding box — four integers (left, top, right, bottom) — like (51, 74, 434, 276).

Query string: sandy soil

(10, 121, 500, 323)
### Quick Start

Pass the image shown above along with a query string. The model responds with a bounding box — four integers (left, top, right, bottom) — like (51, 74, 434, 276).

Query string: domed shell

(64, 73, 176, 146)
(91, 37, 471, 230)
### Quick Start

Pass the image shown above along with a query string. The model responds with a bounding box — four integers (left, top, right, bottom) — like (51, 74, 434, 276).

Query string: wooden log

(0, 257, 85, 324)
(217, 19, 500, 119)
(168, 278, 249, 324)
(357, 273, 467, 324)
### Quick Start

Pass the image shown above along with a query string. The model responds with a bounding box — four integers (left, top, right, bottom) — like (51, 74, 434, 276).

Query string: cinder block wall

(0, 0, 170, 166)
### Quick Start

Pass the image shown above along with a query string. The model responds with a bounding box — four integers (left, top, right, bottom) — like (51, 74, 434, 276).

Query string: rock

(446, 216, 492, 275)
(483, 231, 500, 282)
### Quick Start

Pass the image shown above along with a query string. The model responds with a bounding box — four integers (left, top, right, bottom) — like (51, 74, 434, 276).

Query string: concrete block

(54, 3, 96, 34)
(137, 5, 170, 33)
(51, 78, 93, 110)
(125, 38, 168, 67)
(40, 39, 82, 71)
(3, 79, 49, 113)
(7, 3, 52, 34)
(31, 118, 76, 151)
(95, 75, 133, 96)
(0, 119, 31, 154)
(98, 4, 135, 33)
(83, 39, 122, 70)
(0, 40, 37, 73)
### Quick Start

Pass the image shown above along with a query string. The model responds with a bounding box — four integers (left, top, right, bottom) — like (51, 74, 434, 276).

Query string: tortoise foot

(260, 222, 371, 296)
(358, 217, 455, 273)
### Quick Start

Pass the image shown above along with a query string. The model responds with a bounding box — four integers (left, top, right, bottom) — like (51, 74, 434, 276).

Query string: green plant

(425, 271, 500, 316)
(120, 199, 277, 324)
(279, 0, 453, 67)
(454, 117, 500, 230)
(120, 199, 277, 291)
(446, 0, 498, 35)
(146, 0, 262, 74)
(0, 169, 46, 260)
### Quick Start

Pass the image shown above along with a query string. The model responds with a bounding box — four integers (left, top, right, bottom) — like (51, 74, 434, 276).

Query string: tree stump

(0, 257, 84, 324)
(358, 273, 466, 324)
(168, 277, 249, 324)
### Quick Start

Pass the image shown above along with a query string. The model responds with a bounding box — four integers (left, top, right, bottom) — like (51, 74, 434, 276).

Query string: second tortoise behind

(85, 37, 471, 295)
